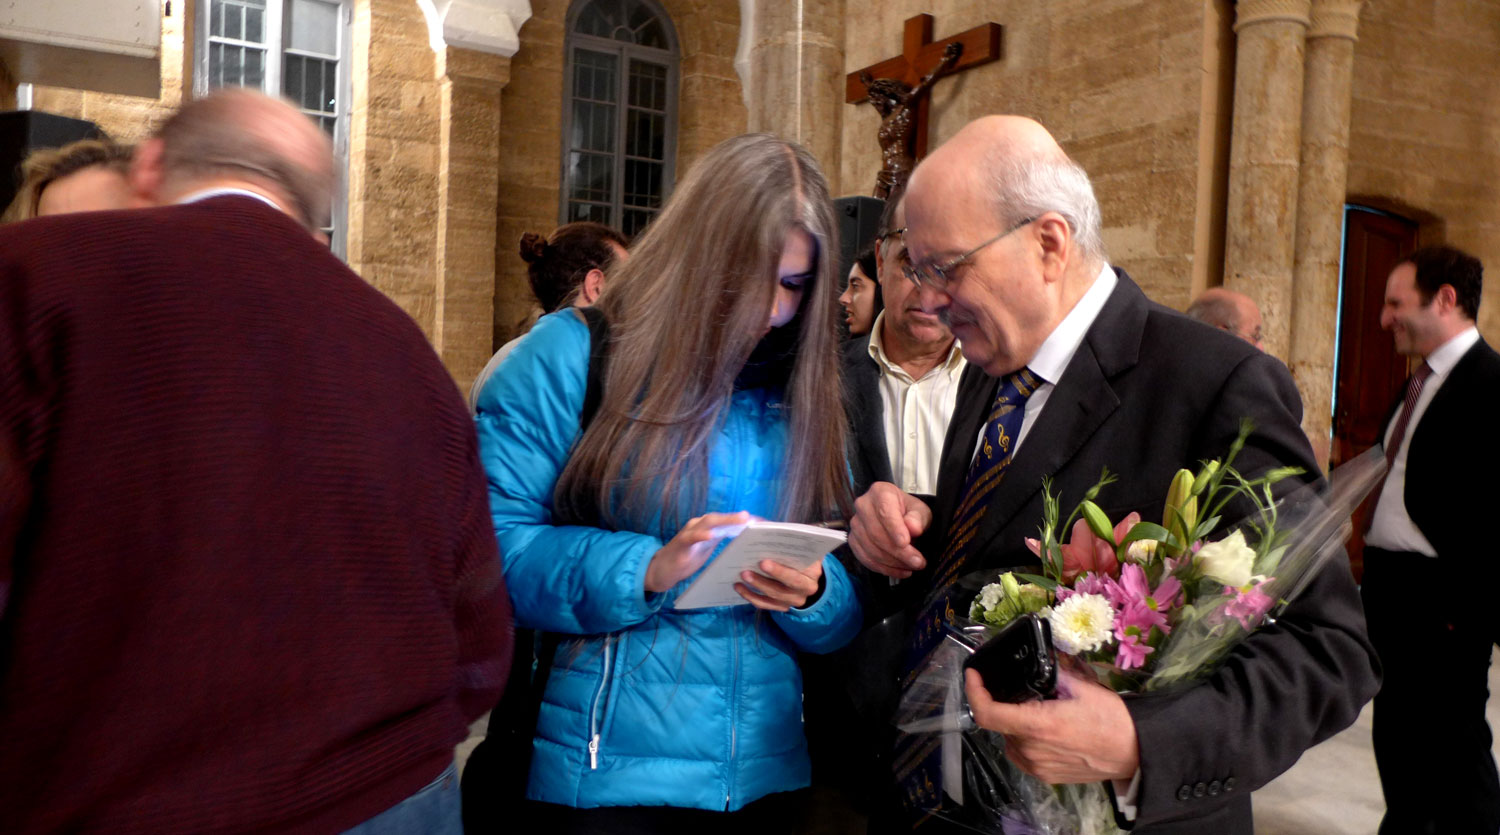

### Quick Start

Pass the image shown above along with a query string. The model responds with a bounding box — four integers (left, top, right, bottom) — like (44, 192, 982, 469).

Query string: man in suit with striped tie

(846, 115, 1378, 835)
(1362, 245, 1500, 834)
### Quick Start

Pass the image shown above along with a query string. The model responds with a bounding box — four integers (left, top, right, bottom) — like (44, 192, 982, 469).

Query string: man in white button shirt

(1362, 245, 1500, 835)
(843, 186, 966, 499)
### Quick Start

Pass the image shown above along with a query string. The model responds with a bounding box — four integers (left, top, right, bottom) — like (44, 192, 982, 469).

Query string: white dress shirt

(1365, 326, 1480, 556)
(972, 263, 1118, 461)
(178, 187, 283, 212)
(868, 311, 967, 496)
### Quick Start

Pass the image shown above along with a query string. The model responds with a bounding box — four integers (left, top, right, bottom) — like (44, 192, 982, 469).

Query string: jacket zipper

(727, 611, 739, 808)
(588, 636, 613, 769)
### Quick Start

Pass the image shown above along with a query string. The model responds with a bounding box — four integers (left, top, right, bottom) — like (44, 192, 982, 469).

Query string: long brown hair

(554, 133, 850, 532)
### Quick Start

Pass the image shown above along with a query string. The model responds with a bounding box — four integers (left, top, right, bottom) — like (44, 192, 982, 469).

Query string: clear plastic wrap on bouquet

(891, 446, 1388, 834)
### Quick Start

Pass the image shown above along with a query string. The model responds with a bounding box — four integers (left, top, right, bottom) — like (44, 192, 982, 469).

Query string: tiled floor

(1252, 647, 1500, 834)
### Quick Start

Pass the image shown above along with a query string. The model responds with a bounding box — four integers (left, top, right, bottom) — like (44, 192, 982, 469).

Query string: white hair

(984, 151, 1106, 264)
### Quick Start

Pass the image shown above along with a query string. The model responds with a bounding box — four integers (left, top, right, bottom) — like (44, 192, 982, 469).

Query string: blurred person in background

(2, 138, 138, 221)
(1185, 286, 1264, 350)
(0, 89, 512, 834)
(467, 221, 628, 413)
(838, 244, 882, 338)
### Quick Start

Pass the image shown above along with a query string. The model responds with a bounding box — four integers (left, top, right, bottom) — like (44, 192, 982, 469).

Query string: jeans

(343, 762, 461, 835)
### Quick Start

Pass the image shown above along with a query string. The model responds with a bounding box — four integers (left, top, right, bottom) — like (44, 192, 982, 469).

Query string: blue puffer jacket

(474, 310, 862, 812)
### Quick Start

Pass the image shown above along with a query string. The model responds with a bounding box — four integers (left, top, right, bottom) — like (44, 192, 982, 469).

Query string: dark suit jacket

(843, 334, 896, 497)
(910, 271, 1378, 834)
(1402, 337, 1500, 634)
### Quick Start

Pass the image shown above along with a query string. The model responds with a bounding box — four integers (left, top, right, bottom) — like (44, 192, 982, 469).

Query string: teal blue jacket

(474, 310, 861, 811)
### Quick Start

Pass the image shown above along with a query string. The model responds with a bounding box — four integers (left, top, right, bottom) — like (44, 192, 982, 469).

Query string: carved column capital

(1234, 0, 1312, 32)
(1308, 0, 1364, 41)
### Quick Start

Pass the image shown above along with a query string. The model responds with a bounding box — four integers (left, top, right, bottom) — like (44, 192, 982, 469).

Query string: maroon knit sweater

(0, 197, 513, 833)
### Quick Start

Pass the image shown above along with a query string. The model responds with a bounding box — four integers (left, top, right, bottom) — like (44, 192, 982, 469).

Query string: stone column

(1289, 0, 1364, 469)
(1222, 0, 1312, 361)
(742, 0, 844, 192)
(433, 46, 508, 392)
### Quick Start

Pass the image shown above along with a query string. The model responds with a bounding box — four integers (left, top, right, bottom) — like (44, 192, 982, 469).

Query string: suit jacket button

(1193, 782, 1207, 798)
(1177, 784, 1192, 801)
(1224, 777, 1236, 792)
(1207, 780, 1222, 796)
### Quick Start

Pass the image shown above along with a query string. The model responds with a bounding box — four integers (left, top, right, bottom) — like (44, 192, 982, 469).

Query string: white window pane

(288, 0, 339, 56)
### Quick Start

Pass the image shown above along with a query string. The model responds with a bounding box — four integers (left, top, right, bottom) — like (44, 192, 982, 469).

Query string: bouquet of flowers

(892, 425, 1387, 834)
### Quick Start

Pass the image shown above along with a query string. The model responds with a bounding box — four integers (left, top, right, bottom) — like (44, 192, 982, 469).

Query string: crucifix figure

(847, 15, 1003, 198)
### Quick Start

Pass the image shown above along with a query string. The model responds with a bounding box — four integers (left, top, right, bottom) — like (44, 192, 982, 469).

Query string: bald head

(908, 115, 1105, 266)
(1186, 287, 1264, 349)
(135, 89, 335, 232)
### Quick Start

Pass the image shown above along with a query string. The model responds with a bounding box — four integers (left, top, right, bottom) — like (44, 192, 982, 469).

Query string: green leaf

(1119, 522, 1179, 550)
(1014, 572, 1059, 591)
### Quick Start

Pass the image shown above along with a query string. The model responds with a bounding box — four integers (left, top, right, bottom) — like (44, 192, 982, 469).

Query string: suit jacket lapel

(851, 350, 894, 485)
(955, 271, 1146, 564)
(932, 364, 997, 535)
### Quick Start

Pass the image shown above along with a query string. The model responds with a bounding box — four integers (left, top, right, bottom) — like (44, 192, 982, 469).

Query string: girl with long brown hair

(472, 133, 859, 832)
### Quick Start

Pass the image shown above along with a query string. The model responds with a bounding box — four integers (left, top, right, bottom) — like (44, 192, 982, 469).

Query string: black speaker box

(0, 111, 107, 211)
(834, 195, 886, 287)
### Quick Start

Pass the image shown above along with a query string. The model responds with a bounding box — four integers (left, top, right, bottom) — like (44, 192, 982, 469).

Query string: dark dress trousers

(872, 271, 1378, 834)
(1362, 336, 1500, 834)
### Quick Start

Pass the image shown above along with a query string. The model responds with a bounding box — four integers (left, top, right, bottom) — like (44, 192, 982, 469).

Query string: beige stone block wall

(840, 0, 1220, 311)
(29, 0, 192, 140)
(347, 0, 442, 335)
(1347, 0, 1500, 344)
(492, 0, 747, 348)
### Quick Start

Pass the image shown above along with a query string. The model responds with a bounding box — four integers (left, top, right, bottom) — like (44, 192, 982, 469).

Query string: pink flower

(1058, 570, 1119, 603)
(1223, 582, 1276, 629)
(1027, 513, 1140, 583)
(1113, 601, 1160, 670)
(1116, 564, 1181, 618)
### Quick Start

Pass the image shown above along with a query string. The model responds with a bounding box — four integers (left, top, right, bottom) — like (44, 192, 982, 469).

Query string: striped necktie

(892, 367, 1040, 818)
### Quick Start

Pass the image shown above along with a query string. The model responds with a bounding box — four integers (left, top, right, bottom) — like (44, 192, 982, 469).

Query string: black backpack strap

(576, 306, 610, 431)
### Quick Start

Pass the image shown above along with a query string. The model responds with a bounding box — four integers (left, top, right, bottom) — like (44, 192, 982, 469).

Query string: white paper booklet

(672, 520, 848, 610)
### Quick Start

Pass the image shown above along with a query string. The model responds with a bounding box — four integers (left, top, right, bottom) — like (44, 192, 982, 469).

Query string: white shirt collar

(1026, 262, 1117, 385)
(178, 187, 283, 213)
(1425, 326, 1480, 377)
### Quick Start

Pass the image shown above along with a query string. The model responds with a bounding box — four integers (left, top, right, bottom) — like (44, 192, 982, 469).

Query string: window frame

(557, 0, 680, 235)
(193, 0, 353, 258)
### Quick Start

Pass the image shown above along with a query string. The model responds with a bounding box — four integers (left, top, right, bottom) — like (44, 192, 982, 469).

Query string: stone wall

(492, 0, 746, 347)
(346, 0, 442, 334)
(840, 0, 1232, 311)
(1346, 0, 1500, 344)
(30, 0, 192, 140)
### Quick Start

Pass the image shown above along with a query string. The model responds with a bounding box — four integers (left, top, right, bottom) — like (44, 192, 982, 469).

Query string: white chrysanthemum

(977, 583, 1004, 613)
(1049, 593, 1116, 655)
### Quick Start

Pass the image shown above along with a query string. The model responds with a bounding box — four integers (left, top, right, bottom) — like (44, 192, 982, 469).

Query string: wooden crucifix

(846, 15, 1002, 198)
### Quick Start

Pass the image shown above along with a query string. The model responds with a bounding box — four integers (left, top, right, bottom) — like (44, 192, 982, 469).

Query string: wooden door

(1333, 206, 1417, 581)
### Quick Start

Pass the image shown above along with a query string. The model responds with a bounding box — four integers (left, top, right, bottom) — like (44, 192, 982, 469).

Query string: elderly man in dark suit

(1363, 245, 1500, 834)
(0, 90, 512, 834)
(847, 115, 1378, 834)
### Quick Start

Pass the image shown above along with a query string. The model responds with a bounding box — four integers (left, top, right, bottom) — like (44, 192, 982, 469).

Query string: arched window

(560, 0, 679, 238)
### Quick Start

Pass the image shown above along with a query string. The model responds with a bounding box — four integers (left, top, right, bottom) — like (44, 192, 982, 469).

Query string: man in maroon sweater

(0, 90, 513, 833)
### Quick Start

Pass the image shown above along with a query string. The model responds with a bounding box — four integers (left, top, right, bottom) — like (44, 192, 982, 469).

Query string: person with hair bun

(467, 222, 628, 413)
(472, 133, 860, 832)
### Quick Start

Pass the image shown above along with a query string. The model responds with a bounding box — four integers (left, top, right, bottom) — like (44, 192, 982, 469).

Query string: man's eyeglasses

(902, 216, 1038, 291)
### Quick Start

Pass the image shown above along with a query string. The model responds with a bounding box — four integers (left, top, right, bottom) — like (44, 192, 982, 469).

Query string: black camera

(962, 613, 1058, 704)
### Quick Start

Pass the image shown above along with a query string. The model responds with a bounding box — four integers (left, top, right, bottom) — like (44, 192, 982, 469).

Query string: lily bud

(1079, 500, 1116, 545)
(1191, 460, 1219, 496)
(1163, 469, 1197, 556)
